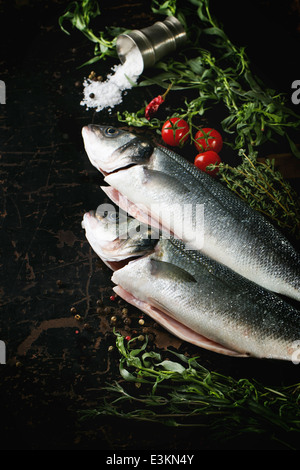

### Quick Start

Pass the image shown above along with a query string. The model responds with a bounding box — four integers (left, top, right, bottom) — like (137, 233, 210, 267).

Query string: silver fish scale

(148, 145, 300, 300)
(150, 238, 300, 349)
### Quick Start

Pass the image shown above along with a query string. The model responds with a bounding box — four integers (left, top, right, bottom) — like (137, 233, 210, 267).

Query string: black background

(0, 0, 300, 451)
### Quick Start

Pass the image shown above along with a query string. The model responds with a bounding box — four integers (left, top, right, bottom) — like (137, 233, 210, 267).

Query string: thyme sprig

(210, 150, 300, 238)
(79, 332, 300, 448)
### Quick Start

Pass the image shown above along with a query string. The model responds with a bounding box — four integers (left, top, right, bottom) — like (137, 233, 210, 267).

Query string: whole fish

(112, 237, 300, 361)
(81, 205, 300, 361)
(82, 124, 300, 302)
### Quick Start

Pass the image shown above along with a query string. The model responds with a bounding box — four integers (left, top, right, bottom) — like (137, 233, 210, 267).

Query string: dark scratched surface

(0, 0, 300, 451)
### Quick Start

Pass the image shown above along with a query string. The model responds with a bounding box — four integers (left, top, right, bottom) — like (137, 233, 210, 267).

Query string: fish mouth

(100, 162, 138, 177)
(112, 284, 247, 358)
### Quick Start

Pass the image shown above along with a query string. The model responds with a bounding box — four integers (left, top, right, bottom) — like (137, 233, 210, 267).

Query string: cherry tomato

(194, 151, 221, 176)
(194, 128, 223, 153)
(161, 118, 190, 147)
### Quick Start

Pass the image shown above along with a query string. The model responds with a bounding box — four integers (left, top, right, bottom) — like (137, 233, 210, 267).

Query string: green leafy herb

(133, 0, 300, 157)
(59, 0, 300, 156)
(151, 0, 177, 16)
(79, 332, 300, 448)
(117, 109, 161, 129)
(59, 0, 126, 64)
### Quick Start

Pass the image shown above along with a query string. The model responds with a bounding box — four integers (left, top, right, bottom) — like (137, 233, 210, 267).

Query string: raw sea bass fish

(81, 209, 300, 360)
(82, 124, 300, 302)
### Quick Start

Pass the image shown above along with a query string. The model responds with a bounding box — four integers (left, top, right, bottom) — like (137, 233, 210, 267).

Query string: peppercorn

(88, 71, 96, 80)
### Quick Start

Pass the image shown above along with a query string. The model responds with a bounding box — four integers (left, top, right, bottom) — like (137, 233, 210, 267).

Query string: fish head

(82, 124, 153, 174)
(112, 256, 154, 301)
(81, 207, 158, 263)
(81, 209, 119, 260)
(82, 207, 123, 241)
(112, 255, 197, 303)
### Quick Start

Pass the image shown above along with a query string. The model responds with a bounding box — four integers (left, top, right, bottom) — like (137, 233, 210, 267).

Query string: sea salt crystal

(80, 47, 143, 112)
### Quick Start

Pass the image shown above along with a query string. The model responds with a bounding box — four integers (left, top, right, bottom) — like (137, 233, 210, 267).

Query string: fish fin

(150, 259, 197, 283)
(142, 168, 190, 195)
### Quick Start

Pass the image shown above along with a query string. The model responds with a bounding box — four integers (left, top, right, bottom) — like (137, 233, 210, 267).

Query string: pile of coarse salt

(80, 47, 143, 112)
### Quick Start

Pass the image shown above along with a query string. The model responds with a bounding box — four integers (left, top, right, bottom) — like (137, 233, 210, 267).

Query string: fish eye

(107, 212, 119, 222)
(105, 127, 118, 137)
(100, 210, 119, 222)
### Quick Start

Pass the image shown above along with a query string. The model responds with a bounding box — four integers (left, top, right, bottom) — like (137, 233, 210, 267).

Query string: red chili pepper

(145, 83, 173, 121)
(125, 335, 131, 341)
(145, 95, 164, 120)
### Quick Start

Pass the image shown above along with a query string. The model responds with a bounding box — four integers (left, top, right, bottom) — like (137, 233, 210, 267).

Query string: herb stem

(79, 332, 300, 449)
(242, 153, 297, 216)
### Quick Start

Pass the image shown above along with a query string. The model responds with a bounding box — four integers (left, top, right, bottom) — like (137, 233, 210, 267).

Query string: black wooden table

(0, 0, 299, 451)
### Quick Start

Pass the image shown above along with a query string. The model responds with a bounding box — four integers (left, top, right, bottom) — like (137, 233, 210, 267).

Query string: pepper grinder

(116, 16, 187, 73)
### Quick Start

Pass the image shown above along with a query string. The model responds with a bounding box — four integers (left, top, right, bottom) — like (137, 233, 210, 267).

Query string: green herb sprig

(121, 0, 300, 157)
(79, 332, 300, 449)
(209, 150, 300, 238)
(59, 0, 300, 157)
(59, 0, 126, 66)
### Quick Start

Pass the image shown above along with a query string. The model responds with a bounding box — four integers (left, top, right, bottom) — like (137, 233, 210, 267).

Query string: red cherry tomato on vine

(194, 151, 221, 176)
(194, 128, 223, 153)
(161, 118, 190, 147)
